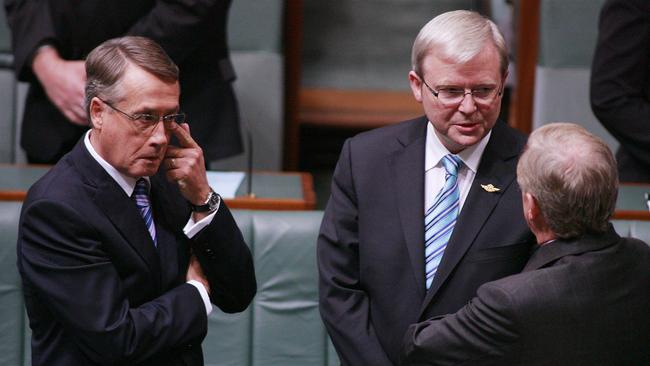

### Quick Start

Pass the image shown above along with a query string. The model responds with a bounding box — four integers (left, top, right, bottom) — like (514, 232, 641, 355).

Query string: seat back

(210, 0, 285, 171)
(0, 6, 18, 163)
(532, 0, 617, 150)
(0, 202, 25, 365)
(0, 202, 336, 365)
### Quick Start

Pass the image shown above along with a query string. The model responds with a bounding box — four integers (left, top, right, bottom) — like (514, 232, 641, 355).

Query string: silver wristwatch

(191, 189, 221, 213)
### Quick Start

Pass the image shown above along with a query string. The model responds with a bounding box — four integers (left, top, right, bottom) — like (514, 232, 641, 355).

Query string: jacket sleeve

(3, 0, 58, 81)
(317, 139, 394, 366)
(191, 201, 257, 313)
(590, 0, 650, 166)
(18, 199, 207, 364)
(126, 0, 228, 64)
(400, 283, 519, 366)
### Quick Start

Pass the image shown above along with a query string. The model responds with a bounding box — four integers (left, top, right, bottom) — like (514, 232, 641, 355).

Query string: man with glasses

(318, 10, 535, 365)
(17, 36, 256, 366)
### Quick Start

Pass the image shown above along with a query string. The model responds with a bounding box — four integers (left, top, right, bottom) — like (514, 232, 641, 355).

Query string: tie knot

(442, 154, 461, 177)
(134, 178, 149, 194)
(133, 178, 151, 208)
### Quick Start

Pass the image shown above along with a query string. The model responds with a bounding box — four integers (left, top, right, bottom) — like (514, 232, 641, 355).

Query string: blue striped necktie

(133, 178, 157, 247)
(424, 154, 462, 289)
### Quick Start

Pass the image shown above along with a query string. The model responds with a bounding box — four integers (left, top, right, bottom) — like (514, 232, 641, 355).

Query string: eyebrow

(435, 83, 498, 89)
(132, 105, 180, 115)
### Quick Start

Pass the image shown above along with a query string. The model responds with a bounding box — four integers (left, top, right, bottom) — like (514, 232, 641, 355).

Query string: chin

(129, 161, 161, 178)
(446, 136, 479, 152)
(454, 130, 486, 146)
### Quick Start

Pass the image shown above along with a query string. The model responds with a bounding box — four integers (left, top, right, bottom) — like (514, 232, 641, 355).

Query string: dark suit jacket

(4, 0, 242, 163)
(591, 0, 650, 182)
(17, 141, 256, 365)
(318, 117, 535, 365)
(400, 227, 650, 365)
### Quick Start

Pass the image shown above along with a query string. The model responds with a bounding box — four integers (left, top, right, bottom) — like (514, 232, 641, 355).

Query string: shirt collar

(84, 130, 148, 197)
(425, 121, 492, 173)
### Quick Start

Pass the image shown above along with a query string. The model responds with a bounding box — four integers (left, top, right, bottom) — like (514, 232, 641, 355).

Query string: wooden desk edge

(225, 172, 316, 210)
(1, 171, 318, 210)
(301, 172, 317, 209)
(612, 210, 650, 221)
(0, 191, 27, 201)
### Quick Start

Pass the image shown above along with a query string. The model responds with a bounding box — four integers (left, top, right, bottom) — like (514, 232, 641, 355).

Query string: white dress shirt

(424, 122, 492, 214)
(84, 131, 214, 315)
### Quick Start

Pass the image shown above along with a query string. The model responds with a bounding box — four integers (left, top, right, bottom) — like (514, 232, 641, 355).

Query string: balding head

(517, 123, 618, 239)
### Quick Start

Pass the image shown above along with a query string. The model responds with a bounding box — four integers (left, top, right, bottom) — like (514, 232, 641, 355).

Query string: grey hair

(411, 10, 508, 77)
(517, 123, 618, 239)
(84, 36, 179, 124)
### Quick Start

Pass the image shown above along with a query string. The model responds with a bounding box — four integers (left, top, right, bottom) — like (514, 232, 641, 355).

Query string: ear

(89, 97, 104, 129)
(408, 70, 424, 103)
(523, 192, 541, 222)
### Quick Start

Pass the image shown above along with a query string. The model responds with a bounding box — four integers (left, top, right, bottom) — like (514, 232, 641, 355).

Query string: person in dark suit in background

(401, 122, 650, 365)
(17, 36, 256, 366)
(4, 0, 242, 164)
(318, 10, 535, 365)
(591, 0, 650, 182)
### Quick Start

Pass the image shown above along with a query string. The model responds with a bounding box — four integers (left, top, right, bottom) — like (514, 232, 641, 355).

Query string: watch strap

(191, 190, 221, 213)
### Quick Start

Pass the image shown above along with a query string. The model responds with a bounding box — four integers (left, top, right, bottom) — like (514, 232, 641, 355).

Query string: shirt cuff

(187, 280, 213, 315)
(183, 208, 218, 238)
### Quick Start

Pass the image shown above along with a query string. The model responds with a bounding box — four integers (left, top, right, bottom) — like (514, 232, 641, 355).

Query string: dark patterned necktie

(133, 178, 157, 247)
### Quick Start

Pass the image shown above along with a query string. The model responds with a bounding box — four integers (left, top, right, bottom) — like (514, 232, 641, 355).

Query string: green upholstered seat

(611, 220, 650, 245)
(209, 0, 285, 171)
(533, 0, 617, 151)
(1, 201, 648, 365)
(0, 202, 336, 365)
(0, 201, 23, 366)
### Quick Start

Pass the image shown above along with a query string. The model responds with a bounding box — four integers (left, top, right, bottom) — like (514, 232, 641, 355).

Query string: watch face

(192, 191, 219, 212)
(208, 192, 220, 209)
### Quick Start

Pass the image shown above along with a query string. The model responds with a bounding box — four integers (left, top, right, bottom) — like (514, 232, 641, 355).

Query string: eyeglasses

(420, 76, 502, 107)
(99, 98, 186, 132)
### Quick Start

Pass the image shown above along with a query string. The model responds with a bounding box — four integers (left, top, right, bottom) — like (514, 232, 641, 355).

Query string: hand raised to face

(163, 122, 212, 207)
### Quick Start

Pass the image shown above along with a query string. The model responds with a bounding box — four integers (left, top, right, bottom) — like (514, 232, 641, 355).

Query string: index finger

(169, 122, 198, 148)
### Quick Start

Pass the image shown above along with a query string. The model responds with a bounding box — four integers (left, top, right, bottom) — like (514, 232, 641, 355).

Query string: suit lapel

(69, 141, 162, 289)
(150, 177, 187, 289)
(419, 122, 521, 315)
(94, 183, 162, 284)
(389, 117, 428, 298)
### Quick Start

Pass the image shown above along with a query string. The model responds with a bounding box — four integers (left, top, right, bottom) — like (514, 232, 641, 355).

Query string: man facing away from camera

(401, 123, 650, 365)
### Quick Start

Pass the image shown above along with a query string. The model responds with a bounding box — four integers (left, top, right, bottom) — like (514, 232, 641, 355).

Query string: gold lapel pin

(481, 184, 500, 193)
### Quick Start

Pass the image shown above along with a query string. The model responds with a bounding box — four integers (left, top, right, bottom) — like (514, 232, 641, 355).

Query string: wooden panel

(299, 88, 422, 129)
(509, 0, 540, 134)
(283, 0, 304, 170)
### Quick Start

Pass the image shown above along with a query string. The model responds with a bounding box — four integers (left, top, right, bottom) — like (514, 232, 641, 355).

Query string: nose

(148, 119, 169, 146)
(458, 92, 477, 114)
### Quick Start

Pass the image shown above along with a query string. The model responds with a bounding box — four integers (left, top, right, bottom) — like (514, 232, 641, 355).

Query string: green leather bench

(0, 203, 339, 366)
(2, 201, 649, 365)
